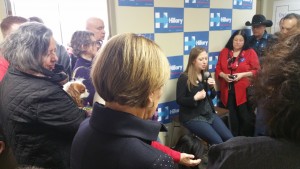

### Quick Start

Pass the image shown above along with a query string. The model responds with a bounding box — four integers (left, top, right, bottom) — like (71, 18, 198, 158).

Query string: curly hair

(253, 32, 300, 143)
(70, 31, 94, 57)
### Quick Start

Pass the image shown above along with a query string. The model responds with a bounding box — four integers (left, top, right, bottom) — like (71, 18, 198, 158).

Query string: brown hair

(254, 32, 300, 143)
(184, 46, 207, 91)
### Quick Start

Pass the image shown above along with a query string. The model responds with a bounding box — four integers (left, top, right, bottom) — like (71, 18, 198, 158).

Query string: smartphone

(229, 75, 237, 79)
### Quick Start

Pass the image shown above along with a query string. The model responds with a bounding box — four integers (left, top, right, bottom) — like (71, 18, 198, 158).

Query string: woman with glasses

(215, 29, 260, 137)
(70, 31, 99, 107)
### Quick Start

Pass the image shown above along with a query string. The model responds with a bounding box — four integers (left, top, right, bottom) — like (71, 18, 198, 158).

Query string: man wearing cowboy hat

(245, 14, 273, 62)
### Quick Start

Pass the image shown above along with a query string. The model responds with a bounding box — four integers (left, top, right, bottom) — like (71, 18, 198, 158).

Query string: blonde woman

(71, 33, 175, 169)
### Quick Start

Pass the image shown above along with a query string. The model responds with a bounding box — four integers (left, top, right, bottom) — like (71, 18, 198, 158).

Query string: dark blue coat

(71, 103, 175, 169)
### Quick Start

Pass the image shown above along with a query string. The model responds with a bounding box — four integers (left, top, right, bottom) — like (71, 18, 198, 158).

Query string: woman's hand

(194, 89, 206, 101)
(232, 72, 252, 81)
(220, 73, 235, 83)
(207, 77, 215, 88)
(179, 153, 201, 167)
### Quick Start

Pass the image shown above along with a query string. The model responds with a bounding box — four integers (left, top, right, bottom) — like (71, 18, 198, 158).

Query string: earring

(148, 101, 154, 108)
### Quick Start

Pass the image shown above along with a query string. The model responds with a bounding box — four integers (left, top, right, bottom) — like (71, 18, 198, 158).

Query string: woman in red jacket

(215, 29, 260, 136)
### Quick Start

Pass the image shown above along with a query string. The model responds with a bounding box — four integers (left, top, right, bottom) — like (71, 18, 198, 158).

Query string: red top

(151, 141, 180, 163)
(215, 48, 260, 106)
(0, 56, 9, 81)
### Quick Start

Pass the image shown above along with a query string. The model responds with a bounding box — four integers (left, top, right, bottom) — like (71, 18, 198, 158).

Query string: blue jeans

(183, 115, 233, 145)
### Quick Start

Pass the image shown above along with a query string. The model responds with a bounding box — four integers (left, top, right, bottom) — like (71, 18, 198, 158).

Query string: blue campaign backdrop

(168, 56, 184, 79)
(210, 8, 232, 31)
(117, 0, 253, 123)
(184, 31, 209, 55)
(184, 0, 210, 8)
(154, 8, 184, 33)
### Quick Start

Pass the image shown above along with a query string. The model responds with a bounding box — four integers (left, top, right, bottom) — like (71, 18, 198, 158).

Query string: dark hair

(174, 134, 205, 169)
(253, 32, 300, 143)
(28, 16, 44, 24)
(70, 31, 94, 57)
(225, 29, 250, 50)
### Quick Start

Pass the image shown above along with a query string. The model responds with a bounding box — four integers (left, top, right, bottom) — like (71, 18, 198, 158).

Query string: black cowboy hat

(245, 14, 273, 27)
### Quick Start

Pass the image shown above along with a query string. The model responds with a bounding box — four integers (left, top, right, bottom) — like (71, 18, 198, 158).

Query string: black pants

(227, 91, 256, 137)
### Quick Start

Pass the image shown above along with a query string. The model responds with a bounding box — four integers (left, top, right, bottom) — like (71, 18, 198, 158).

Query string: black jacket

(0, 68, 86, 169)
(71, 103, 175, 169)
(176, 73, 216, 123)
(208, 136, 300, 169)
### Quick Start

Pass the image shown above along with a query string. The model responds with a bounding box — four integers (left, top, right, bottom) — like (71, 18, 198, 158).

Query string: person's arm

(151, 141, 201, 166)
(176, 74, 198, 107)
(36, 86, 87, 135)
(151, 141, 180, 163)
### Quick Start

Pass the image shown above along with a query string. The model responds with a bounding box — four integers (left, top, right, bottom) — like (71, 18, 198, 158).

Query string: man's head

(0, 16, 27, 38)
(86, 17, 105, 42)
(245, 14, 273, 40)
(280, 13, 300, 35)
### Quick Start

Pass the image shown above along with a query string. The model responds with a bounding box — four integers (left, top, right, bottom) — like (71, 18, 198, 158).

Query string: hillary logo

(168, 55, 183, 79)
(210, 9, 232, 30)
(234, 0, 253, 5)
(157, 107, 170, 123)
(234, 0, 243, 5)
(170, 64, 183, 71)
(185, 0, 197, 3)
(184, 0, 209, 8)
(154, 8, 184, 33)
(208, 52, 219, 72)
(155, 12, 183, 28)
(184, 36, 196, 50)
(210, 13, 231, 26)
(157, 101, 180, 123)
(157, 106, 179, 122)
(210, 12, 221, 26)
(184, 32, 209, 55)
(233, 0, 253, 9)
(155, 12, 168, 29)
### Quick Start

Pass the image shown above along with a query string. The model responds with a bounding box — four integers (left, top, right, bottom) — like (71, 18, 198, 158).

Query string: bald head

(86, 17, 105, 42)
(281, 13, 300, 35)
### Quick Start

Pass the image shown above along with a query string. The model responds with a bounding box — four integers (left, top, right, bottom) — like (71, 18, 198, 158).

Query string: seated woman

(70, 30, 98, 106)
(176, 47, 233, 145)
(0, 22, 87, 169)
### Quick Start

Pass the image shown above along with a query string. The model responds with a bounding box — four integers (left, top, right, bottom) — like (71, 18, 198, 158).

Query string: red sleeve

(215, 48, 229, 79)
(0, 57, 9, 81)
(151, 141, 181, 163)
(247, 49, 260, 76)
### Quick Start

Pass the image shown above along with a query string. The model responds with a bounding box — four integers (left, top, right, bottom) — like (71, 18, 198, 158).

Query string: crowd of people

(0, 11, 300, 169)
